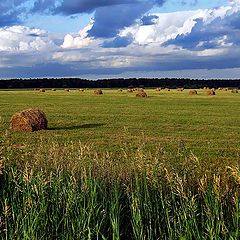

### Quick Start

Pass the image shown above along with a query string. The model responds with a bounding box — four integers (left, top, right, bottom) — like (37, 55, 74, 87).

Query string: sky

(0, 0, 240, 79)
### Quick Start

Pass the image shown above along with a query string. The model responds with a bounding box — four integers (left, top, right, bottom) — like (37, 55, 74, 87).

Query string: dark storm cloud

(141, 15, 159, 25)
(55, 0, 135, 15)
(32, 0, 56, 13)
(88, 2, 153, 38)
(0, 1, 27, 26)
(32, 0, 166, 39)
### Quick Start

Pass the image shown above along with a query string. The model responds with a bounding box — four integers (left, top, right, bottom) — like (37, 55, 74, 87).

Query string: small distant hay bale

(118, 89, 123, 92)
(128, 89, 133, 93)
(79, 89, 84, 92)
(52, 89, 56, 91)
(156, 87, 161, 91)
(39, 89, 45, 92)
(231, 89, 238, 93)
(218, 88, 223, 90)
(189, 90, 198, 95)
(94, 89, 103, 95)
(177, 88, 184, 92)
(136, 91, 148, 98)
(65, 88, 70, 92)
(34, 88, 39, 91)
(10, 108, 48, 132)
(165, 88, 170, 91)
(207, 90, 216, 96)
(224, 88, 228, 91)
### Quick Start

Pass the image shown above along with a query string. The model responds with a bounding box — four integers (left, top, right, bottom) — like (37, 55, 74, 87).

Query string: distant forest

(0, 78, 239, 89)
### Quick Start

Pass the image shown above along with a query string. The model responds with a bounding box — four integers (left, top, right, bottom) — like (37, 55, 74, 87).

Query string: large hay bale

(94, 89, 103, 95)
(207, 90, 216, 96)
(189, 90, 198, 95)
(10, 108, 48, 132)
(136, 91, 148, 98)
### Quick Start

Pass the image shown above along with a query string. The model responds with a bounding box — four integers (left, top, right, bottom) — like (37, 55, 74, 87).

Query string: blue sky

(0, 0, 240, 79)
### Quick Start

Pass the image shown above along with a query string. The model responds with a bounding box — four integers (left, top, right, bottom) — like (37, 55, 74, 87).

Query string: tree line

(0, 78, 239, 89)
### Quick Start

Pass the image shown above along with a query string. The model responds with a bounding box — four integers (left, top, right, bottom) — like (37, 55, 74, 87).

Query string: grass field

(0, 88, 240, 239)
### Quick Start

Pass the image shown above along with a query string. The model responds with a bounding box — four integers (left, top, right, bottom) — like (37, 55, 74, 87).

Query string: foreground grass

(0, 136, 240, 239)
(0, 88, 240, 239)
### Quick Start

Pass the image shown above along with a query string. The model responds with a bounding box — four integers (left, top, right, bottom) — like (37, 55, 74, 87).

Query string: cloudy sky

(0, 0, 240, 79)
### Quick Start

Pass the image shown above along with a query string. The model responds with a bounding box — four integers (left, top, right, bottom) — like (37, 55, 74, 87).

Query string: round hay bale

(65, 88, 70, 92)
(189, 90, 198, 95)
(231, 89, 238, 93)
(136, 91, 148, 98)
(39, 89, 45, 92)
(177, 88, 184, 92)
(79, 89, 84, 92)
(118, 89, 123, 92)
(128, 89, 133, 93)
(10, 108, 48, 132)
(52, 89, 56, 91)
(207, 90, 216, 96)
(156, 87, 161, 91)
(94, 89, 103, 95)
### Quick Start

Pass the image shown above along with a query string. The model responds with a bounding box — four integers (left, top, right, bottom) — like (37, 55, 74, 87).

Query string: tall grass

(0, 133, 240, 239)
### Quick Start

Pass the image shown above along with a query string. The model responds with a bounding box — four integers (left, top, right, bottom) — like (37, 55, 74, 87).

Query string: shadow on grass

(49, 123, 105, 131)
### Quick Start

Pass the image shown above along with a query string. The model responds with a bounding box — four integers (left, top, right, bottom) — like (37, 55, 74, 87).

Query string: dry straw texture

(94, 89, 103, 95)
(136, 90, 148, 98)
(10, 108, 48, 132)
(189, 90, 198, 95)
(207, 90, 216, 96)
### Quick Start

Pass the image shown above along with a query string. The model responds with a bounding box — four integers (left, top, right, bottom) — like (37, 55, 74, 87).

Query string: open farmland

(0, 89, 239, 157)
(0, 88, 240, 239)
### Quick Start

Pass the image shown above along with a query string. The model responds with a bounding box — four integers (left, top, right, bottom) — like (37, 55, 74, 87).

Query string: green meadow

(0, 88, 240, 239)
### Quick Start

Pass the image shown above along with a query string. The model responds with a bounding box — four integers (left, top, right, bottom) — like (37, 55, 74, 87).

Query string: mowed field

(1, 88, 240, 239)
(0, 88, 239, 162)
